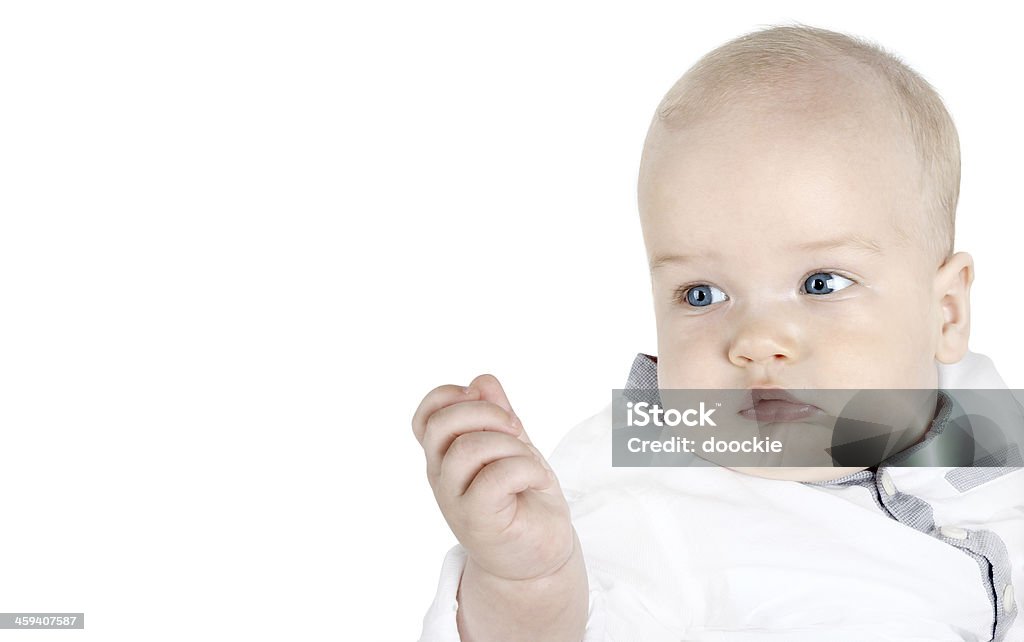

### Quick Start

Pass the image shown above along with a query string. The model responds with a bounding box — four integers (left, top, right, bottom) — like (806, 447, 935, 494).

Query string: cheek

(655, 312, 727, 387)
(804, 293, 936, 383)
(837, 288, 933, 346)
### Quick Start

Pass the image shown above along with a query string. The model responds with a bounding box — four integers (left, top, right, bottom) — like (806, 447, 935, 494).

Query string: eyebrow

(796, 235, 884, 254)
(649, 235, 884, 270)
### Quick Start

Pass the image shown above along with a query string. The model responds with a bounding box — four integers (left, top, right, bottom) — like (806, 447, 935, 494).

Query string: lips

(739, 388, 824, 423)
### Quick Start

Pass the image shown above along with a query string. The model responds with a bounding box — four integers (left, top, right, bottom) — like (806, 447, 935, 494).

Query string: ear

(933, 251, 974, 364)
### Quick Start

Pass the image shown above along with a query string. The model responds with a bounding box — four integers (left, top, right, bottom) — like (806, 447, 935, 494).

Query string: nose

(727, 314, 798, 369)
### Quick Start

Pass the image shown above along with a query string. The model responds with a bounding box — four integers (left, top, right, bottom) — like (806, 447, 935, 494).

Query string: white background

(0, 2, 1021, 641)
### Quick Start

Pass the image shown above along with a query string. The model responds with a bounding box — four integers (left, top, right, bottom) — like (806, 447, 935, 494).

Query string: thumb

(468, 373, 533, 445)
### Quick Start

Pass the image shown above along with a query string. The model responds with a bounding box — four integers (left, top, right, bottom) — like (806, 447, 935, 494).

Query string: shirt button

(1005, 584, 1016, 613)
(939, 526, 968, 540)
(880, 470, 896, 496)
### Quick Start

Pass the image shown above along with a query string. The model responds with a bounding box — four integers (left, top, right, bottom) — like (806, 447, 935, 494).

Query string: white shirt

(418, 351, 1024, 641)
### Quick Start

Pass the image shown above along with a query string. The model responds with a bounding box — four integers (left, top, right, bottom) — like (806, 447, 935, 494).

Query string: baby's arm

(412, 375, 588, 641)
(457, 528, 588, 641)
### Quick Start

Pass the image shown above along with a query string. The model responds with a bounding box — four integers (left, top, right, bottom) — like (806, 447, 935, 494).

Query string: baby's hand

(412, 374, 574, 582)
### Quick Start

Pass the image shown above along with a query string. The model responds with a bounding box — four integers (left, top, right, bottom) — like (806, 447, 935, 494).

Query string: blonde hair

(642, 24, 960, 265)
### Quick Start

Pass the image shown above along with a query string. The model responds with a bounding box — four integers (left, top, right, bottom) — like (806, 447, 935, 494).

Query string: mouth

(738, 388, 824, 423)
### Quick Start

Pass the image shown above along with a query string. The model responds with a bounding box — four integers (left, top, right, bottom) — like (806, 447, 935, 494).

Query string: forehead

(638, 105, 923, 253)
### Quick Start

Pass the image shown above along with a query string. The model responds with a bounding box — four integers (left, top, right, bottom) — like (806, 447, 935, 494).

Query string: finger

(521, 441, 554, 473)
(468, 374, 534, 446)
(411, 384, 479, 444)
(462, 455, 555, 514)
(437, 430, 536, 497)
(468, 373, 514, 414)
(422, 400, 521, 479)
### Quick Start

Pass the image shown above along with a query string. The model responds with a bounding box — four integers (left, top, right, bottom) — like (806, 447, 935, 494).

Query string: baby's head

(638, 25, 974, 480)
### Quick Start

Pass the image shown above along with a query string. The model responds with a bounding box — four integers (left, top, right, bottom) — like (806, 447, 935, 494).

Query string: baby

(413, 25, 1023, 641)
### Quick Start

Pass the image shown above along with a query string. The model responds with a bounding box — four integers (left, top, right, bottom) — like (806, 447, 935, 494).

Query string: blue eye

(680, 284, 728, 307)
(803, 272, 855, 295)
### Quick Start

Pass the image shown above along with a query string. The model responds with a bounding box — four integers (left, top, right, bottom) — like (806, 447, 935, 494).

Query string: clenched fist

(412, 374, 575, 583)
